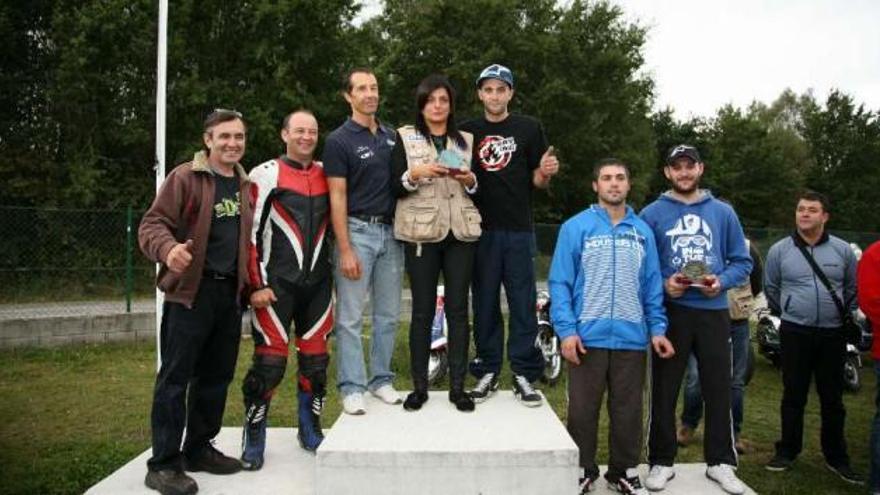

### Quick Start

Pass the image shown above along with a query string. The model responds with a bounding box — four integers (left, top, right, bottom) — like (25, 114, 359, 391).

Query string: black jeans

(648, 303, 737, 467)
(147, 277, 242, 472)
(775, 321, 849, 466)
(405, 234, 475, 392)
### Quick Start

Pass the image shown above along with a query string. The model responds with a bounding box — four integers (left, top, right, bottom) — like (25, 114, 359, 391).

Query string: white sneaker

(342, 393, 366, 415)
(706, 464, 745, 495)
(644, 465, 675, 491)
(370, 384, 402, 405)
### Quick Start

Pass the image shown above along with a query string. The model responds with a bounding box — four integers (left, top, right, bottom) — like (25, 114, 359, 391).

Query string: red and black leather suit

(241, 156, 333, 455)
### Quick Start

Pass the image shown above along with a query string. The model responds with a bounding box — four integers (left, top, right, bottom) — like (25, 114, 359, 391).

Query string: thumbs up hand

(166, 239, 194, 273)
(539, 146, 559, 177)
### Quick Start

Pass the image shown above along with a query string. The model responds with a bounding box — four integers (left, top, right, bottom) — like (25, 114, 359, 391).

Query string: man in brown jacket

(139, 109, 254, 495)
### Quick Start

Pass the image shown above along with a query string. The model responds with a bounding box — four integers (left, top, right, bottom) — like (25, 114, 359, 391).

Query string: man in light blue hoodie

(549, 158, 673, 495)
(640, 145, 752, 494)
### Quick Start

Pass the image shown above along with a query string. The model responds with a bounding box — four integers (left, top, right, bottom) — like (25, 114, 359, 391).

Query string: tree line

(2, 0, 878, 231)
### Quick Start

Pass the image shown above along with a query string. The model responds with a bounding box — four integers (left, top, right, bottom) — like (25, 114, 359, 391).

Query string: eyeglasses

(211, 108, 243, 118)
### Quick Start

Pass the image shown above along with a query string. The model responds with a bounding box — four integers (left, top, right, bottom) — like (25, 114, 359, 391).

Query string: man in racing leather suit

(241, 110, 333, 469)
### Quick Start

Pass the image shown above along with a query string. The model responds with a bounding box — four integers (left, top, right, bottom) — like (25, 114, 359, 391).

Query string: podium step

(85, 428, 315, 495)
(316, 390, 579, 495)
(84, 395, 756, 495)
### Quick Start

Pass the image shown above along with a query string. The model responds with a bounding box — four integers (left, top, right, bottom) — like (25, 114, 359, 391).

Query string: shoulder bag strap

(793, 235, 847, 320)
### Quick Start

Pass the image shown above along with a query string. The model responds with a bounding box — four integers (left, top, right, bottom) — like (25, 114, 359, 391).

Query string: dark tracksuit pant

(776, 321, 849, 466)
(648, 303, 737, 467)
(470, 230, 543, 382)
(568, 349, 646, 481)
(148, 276, 242, 472)
(405, 233, 475, 392)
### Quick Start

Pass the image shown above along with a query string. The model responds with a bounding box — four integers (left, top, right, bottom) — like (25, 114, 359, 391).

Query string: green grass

(0, 329, 875, 495)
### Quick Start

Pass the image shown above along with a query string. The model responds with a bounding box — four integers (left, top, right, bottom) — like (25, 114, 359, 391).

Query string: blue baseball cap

(476, 64, 514, 89)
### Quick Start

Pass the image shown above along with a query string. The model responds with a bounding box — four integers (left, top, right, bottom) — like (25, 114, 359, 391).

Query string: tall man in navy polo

(322, 68, 403, 415)
(461, 64, 560, 407)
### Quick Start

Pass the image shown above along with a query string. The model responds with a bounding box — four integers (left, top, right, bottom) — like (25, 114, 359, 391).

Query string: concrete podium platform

(85, 428, 315, 495)
(86, 391, 756, 495)
(316, 390, 579, 495)
(590, 464, 757, 494)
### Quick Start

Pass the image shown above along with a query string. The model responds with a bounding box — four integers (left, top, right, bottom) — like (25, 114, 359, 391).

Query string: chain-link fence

(0, 208, 877, 317)
(0, 206, 155, 314)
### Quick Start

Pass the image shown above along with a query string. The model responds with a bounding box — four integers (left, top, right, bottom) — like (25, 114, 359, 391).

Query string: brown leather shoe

(145, 469, 198, 495)
(676, 425, 695, 447)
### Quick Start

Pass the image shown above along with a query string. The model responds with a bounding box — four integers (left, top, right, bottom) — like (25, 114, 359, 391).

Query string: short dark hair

(592, 158, 630, 180)
(414, 74, 466, 149)
(282, 108, 315, 129)
(798, 190, 831, 213)
(203, 108, 245, 135)
(342, 67, 375, 94)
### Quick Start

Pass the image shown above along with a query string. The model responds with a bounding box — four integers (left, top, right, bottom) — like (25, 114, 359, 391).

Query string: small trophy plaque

(680, 260, 710, 287)
(438, 149, 469, 176)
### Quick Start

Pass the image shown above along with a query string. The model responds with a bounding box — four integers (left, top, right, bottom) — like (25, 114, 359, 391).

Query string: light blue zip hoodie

(549, 205, 667, 350)
(639, 190, 752, 310)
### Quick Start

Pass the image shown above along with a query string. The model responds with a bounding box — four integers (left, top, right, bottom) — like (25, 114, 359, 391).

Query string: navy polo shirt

(322, 118, 397, 218)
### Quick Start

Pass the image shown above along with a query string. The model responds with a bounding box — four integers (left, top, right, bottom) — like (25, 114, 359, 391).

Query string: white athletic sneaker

(644, 465, 675, 491)
(706, 464, 745, 495)
(370, 384, 402, 405)
(342, 392, 366, 415)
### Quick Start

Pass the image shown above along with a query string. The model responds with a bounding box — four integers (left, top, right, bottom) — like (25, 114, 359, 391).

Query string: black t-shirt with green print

(204, 174, 240, 276)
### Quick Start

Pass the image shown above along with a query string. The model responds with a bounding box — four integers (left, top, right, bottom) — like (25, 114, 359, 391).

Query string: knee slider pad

(298, 353, 329, 394)
(242, 357, 287, 399)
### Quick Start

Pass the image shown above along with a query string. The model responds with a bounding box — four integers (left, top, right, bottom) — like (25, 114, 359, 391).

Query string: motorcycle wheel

(427, 349, 448, 385)
(843, 357, 861, 393)
(537, 325, 562, 385)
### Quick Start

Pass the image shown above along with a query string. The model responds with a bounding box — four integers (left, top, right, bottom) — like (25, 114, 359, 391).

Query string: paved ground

(0, 299, 155, 321)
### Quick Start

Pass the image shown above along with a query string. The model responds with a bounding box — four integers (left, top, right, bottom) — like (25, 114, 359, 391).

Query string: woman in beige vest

(391, 74, 482, 412)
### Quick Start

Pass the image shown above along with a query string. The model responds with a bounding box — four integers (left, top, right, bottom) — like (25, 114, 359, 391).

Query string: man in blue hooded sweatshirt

(549, 158, 673, 495)
(640, 145, 752, 494)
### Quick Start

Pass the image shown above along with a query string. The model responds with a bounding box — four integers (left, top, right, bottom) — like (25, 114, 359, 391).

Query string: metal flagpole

(154, 0, 168, 371)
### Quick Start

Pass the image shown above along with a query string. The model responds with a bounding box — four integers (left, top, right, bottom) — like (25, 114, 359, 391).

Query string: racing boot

(296, 352, 329, 452)
(241, 398, 270, 470)
(297, 389, 324, 452)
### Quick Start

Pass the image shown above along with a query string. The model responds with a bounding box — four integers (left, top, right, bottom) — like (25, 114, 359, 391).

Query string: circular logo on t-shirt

(477, 135, 517, 172)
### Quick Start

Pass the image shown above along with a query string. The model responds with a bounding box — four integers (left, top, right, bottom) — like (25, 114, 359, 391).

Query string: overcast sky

(612, 0, 880, 119)
(357, 0, 880, 119)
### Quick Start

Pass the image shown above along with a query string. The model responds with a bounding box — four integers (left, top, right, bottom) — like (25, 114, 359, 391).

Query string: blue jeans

(681, 319, 750, 436)
(334, 218, 403, 396)
(469, 230, 543, 382)
(870, 362, 880, 489)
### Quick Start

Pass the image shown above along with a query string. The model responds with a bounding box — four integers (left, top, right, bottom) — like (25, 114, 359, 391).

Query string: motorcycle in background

(755, 305, 872, 392)
(755, 307, 782, 369)
(535, 290, 562, 385)
(843, 308, 874, 392)
(427, 286, 448, 385)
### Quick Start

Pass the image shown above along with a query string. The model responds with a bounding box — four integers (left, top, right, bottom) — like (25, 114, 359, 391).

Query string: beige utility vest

(393, 126, 482, 245)
(727, 239, 755, 321)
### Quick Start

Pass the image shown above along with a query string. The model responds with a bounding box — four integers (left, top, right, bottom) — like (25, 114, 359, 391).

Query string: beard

(671, 178, 698, 194)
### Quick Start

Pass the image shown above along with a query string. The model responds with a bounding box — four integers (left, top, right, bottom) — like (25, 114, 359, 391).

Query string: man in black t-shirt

(460, 64, 559, 407)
